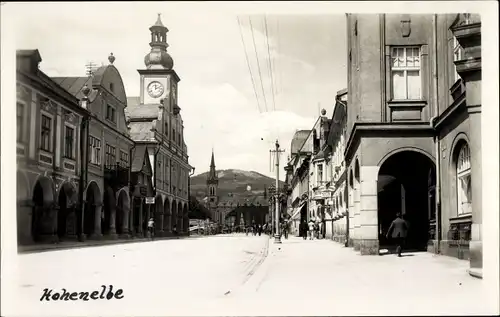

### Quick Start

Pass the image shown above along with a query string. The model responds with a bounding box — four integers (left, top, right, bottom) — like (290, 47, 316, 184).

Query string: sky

(9, 2, 347, 179)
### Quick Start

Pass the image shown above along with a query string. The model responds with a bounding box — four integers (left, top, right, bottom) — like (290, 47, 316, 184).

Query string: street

(11, 234, 493, 316)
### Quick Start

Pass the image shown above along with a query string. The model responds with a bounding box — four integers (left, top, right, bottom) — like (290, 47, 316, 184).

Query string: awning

(290, 201, 307, 220)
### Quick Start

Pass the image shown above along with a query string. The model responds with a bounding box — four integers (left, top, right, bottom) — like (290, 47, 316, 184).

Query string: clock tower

(138, 14, 180, 107)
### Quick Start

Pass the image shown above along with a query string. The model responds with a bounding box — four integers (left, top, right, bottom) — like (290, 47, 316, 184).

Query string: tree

(188, 195, 211, 220)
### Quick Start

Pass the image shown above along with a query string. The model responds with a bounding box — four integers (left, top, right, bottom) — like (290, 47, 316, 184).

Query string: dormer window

(109, 83, 114, 93)
(106, 103, 116, 123)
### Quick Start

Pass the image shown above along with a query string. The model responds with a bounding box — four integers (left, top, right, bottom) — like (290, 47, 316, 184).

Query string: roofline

(137, 68, 181, 82)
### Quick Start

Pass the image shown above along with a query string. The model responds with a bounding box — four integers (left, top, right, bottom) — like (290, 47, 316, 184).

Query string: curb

(18, 235, 190, 254)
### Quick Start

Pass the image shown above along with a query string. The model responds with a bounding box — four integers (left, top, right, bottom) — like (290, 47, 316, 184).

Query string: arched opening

(57, 182, 77, 240)
(116, 189, 129, 235)
(378, 150, 435, 252)
(31, 176, 55, 242)
(84, 181, 101, 236)
(102, 186, 116, 235)
(17, 171, 31, 245)
(163, 198, 171, 232)
(155, 195, 164, 235)
(177, 202, 183, 233)
(171, 201, 177, 234)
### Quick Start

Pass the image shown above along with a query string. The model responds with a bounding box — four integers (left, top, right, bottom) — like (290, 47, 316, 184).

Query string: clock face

(147, 81, 164, 98)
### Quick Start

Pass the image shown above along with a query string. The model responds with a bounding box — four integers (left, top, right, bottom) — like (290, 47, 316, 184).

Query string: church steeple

(208, 149, 217, 180)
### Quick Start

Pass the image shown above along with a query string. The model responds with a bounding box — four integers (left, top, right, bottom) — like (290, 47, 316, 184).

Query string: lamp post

(270, 140, 285, 244)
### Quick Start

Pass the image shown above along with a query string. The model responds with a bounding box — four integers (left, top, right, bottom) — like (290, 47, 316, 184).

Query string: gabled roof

(126, 104, 161, 120)
(52, 76, 91, 100)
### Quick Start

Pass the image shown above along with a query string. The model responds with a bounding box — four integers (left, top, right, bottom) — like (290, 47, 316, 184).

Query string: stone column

(348, 188, 355, 247)
(91, 203, 103, 239)
(128, 197, 134, 236)
(359, 166, 380, 255)
(122, 206, 130, 236)
(108, 206, 117, 239)
(353, 182, 361, 251)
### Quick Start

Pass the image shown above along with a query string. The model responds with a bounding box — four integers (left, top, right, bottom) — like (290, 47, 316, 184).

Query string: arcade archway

(171, 200, 177, 233)
(163, 198, 171, 233)
(83, 181, 102, 237)
(57, 182, 77, 240)
(17, 171, 31, 244)
(116, 188, 130, 235)
(102, 185, 116, 235)
(177, 202, 183, 233)
(377, 150, 435, 251)
(32, 176, 54, 242)
(155, 195, 164, 235)
(182, 204, 189, 234)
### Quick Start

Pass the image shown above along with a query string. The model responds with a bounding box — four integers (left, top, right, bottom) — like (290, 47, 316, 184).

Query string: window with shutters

(40, 114, 52, 152)
(88, 136, 102, 165)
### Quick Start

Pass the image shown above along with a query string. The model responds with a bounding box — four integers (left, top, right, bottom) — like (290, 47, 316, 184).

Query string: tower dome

(143, 14, 174, 70)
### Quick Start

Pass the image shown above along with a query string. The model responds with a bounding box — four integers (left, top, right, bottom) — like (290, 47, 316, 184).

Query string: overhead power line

(237, 16, 262, 113)
(249, 16, 269, 113)
(264, 16, 277, 112)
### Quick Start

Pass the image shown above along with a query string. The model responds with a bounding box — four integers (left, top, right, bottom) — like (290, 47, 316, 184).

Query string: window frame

(456, 143, 472, 216)
(453, 37, 464, 83)
(17, 101, 25, 143)
(88, 135, 102, 166)
(63, 123, 76, 160)
(105, 103, 116, 123)
(390, 46, 422, 101)
(120, 150, 129, 166)
(40, 111, 54, 153)
(105, 143, 117, 168)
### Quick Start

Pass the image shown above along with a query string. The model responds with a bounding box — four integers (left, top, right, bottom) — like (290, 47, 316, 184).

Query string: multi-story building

(344, 13, 482, 276)
(16, 49, 90, 245)
(285, 130, 311, 235)
(52, 53, 135, 240)
(327, 89, 349, 244)
(126, 15, 193, 237)
(308, 112, 332, 237)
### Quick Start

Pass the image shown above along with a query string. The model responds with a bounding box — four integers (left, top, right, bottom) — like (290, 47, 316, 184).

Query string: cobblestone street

(8, 234, 496, 316)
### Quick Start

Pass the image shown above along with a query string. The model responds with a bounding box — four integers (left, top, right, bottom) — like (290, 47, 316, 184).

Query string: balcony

(104, 163, 130, 191)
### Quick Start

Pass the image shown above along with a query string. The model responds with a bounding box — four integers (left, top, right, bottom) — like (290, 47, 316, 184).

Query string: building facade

(327, 89, 349, 244)
(52, 53, 135, 240)
(285, 130, 311, 235)
(16, 50, 90, 245)
(126, 15, 193, 237)
(344, 13, 482, 275)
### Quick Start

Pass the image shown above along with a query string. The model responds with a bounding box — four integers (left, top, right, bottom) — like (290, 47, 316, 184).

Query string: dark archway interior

(378, 151, 435, 251)
(84, 186, 97, 235)
(57, 190, 68, 238)
(132, 198, 140, 234)
(164, 201, 170, 231)
(102, 187, 113, 234)
(142, 200, 149, 233)
(116, 191, 126, 235)
(300, 204, 307, 223)
(32, 182, 44, 241)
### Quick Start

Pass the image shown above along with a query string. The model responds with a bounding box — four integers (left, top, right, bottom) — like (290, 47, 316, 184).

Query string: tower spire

(208, 149, 217, 180)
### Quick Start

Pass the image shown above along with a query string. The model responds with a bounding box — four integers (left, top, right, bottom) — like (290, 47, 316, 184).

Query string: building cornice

(344, 122, 434, 163)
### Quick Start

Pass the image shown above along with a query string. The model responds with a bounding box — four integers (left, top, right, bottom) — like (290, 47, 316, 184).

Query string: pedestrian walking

(147, 218, 155, 241)
(308, 219, 315, 240)
(314, 221, 320, 239)
(281, 221, 289, 240)
(386, 212, 409, 257)
(299, 220, 308, 240)
(258, 224, 262, 236)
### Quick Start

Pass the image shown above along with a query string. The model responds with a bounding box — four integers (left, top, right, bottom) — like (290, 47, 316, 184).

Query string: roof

(128, 121, 154, 141)
(127, 97, 140, 108)
(291, 130, 310, 155)
(52, 77, 92, 100)
(131, 145, 147, 172)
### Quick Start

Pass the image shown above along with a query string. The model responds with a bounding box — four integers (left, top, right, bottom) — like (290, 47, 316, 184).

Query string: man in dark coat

(299, 220, 308, 240)
(386, 212, 409, 257)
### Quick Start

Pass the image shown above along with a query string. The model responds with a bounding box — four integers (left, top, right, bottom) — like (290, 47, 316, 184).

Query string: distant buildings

(16, 14, 194, 247)
(284, 13, 482, 277)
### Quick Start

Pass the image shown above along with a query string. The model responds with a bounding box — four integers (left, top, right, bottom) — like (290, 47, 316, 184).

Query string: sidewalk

(17, 234, 189, 254)
(224, 236, 494, 316)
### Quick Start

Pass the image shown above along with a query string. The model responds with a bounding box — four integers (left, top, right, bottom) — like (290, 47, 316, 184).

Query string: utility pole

(270, 139, 285, 244)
